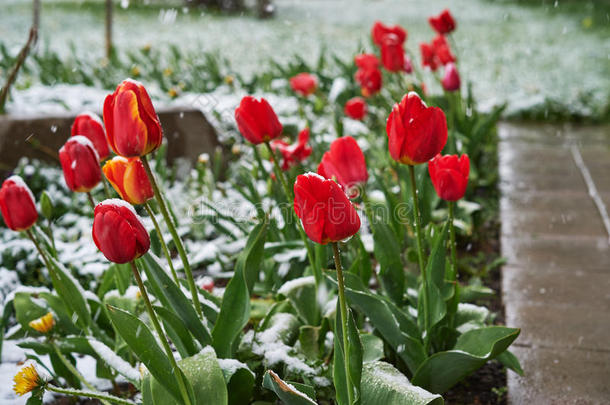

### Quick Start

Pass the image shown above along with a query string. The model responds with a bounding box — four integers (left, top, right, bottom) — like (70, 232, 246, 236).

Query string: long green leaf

(333, 307, 362, 405)
(262, 370, 316, 405)
(412, 326, 520, 393)
(48, 257, 91, 330)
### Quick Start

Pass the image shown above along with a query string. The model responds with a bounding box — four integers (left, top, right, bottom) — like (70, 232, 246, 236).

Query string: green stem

(144, 202, 180, 285)
(129, 261, 192, 405)
(47, 384, 135, 405)
(52, 343, 111, 405)
(408, 165, 430, 353)
(332, 242, 354, 405)
(26, 229, 53, 277)
(102, 176, 113, 199)
(86, 192, 96, 211)
(264, 141, 319, 288)
(252, 143, 266, 179)
(448, 201, 460, 329)
(141, 155, 203, 319)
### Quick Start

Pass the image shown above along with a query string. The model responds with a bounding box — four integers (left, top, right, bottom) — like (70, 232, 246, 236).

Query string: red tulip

(355, 53, 380, 70)
(235, 96, 283, 145)
(59, 136, 102, 193)
(428, 9, 456, 35)
(92, 199, 150, 263)
(0, 176, 38, 231)
(344, 97, 367, 120)
(103, 79, 163, 157)
(71, 112, 110, 160)
(371, 21, 407, 47)
(293, 172, 361, 244)
(201, 276, 214, 292)
(386, 92, 448, 165)
(381, 34, 406, 72)
(270, 128, 312, 170)
(290, 73, 318, 97)
(420, 42, 439, 71)
(355, 67, 382, 98)
(441, 63, 461, 92)
(403, 56, 413, 74)
(432, 35, 456, 65)
(428, 154, 469, 201)
(103, 156, 154, 205)
(317, 136, 368, 198)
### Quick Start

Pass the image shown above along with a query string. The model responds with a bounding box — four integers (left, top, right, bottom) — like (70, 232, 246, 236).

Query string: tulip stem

(408, 165, 430, 353)
(86, 192, 96, 210)
(264, 141, 320, 288)
(141, 155, 203, 320)
(51, 342, 112, 405)
(144, 202, 180, 285)
(332, 242, 354, 405)
(129, 261, 192, 405)
(47, 384, 135, 405)
(447, 201, 459, 329)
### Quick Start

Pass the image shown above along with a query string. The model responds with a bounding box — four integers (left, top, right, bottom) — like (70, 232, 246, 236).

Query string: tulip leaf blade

(262, 370, 317, 405)
(333, 305, 362, 405)
(47, 256, 91, 330)
(411, 326, 521, 393)
(106, 305, 184, 403)
(368, 214, 405, 304)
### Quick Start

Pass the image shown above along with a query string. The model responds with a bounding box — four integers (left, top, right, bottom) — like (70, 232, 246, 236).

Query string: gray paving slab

(498, 122, 610, 404)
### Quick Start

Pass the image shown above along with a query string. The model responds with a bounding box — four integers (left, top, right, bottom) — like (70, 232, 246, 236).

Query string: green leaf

(360, 361, 443, 405)
(154, 305, 199, 358)
(497, 350, 524, 376)
(218, 358, 255, 405)
(277, 276, 319, 325)
(262, 370, 317, 405)
(107, 305, 184, 403)
(369, 216, 405, 304)
(326, 272, 425, 374)
(47, 256, 91, 330)
(143, 347, 228, 405)
(14, 293, 47, 331)
(333, 307, 362, 405)
(361, 334, 384, 363)
(40, 191, 54, 220)
(140, 253, 212, 347)
(212, 219, 268, 358)
(412, 326, 521, 393)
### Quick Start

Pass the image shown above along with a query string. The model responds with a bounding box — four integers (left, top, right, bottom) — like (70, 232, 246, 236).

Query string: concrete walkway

(498, 122, 610, 404)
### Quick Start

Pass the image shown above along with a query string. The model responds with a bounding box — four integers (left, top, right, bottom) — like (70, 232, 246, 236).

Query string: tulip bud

(289, 73, 318, 97)
(293, 172, 361, 245)
(103, 156, 154, 205)
(92, 199, 150, 263)
(428, 154, 470, 201)
(234, 96, 283, 145)
(371, 21, 407, 47)
(386, 92, 448, 165)
(71, 112, 110, 160)
(381, 34, 406, 72)
(59, 136, 102, 193)
(344, 97, 367, 120)
(428, 9, 456, 35)
(0, 175, 38, 231)
(441, 63, 461, 92)
(40, 191, 54, 220)
(103, 79, 163, 157)
(317, 136, 368, 199)
(355, 67, 383, 98)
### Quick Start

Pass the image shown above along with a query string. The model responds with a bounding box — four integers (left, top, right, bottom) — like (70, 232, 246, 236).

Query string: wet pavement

(498, 122, 610, 404)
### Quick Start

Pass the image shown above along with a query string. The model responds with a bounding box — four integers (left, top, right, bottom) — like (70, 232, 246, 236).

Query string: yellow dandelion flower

(141, 43, 152, 52)
(13, 364, 42, 396)
(224, 75, 234, 86)
(130, 66, 141, 77)
(168, 87, 179, 98)
(29, 312, 54, 334)
(163, 67, 173, 77)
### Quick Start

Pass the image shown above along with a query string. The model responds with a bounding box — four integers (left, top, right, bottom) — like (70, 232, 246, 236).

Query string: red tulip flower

(103, 156, 154, 205)
(428, 154, 470, 201)
(432, 35, 456, 65)
(355, 67, 382, 98)
(71, 112, 110, 160)
(441, 63, 461, 92)
(403, 56, 413, 74)
(92, 199, 150, 263)
(317, 136, 368, 198)
(355, 53, 380, 70)
(270, 128, 313, 170)
(428, 9, 456, 35)
(381, 34, 406, 72)
(293, 173, 361, 245)
(235, 96, 283, 145)
(420, 42, 439, 71)
(103, 79, 163, 157)
(344, 97, 367, 120)
(371, 21, 407, 47)
(290, 73, 318, 97)
(0, 176, 38, 231)
(59, 136, 102, 193)
(386, 92, 448, 165)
